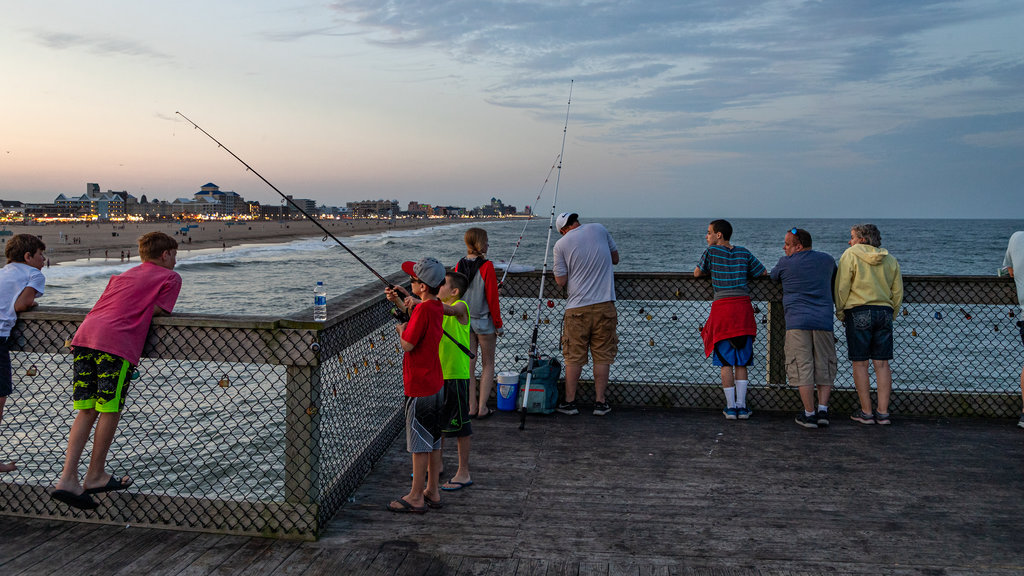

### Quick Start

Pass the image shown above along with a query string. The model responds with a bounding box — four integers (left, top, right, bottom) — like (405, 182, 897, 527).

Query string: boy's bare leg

(401, 452, 429, 508)
(423, 449, 442, 502)
(851, 360, 873, 414)
(720, 366, 735, 388)
(54, 409, 100, 493)
(83, 412, 128, 490)
(873, 360, 892, 414)
(0, 397, 14, 472)
(475, 333, 497, 414)
(445, 436, 472, 486)
(734, 366, 748, 381)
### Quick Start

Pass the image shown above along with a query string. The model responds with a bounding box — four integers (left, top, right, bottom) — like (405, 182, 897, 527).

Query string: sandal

(386, 496, 427, 514)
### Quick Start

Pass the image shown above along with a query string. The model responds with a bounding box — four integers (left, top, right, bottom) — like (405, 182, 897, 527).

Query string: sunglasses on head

(789, 228, 798, 235)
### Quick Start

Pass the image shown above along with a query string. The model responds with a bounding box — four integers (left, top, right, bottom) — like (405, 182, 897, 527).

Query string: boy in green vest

(386, 269, 473, 507)
(436, 271, 474, 492)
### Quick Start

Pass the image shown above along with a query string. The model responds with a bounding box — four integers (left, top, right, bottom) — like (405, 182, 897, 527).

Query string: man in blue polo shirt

(770, 228, 838, 428)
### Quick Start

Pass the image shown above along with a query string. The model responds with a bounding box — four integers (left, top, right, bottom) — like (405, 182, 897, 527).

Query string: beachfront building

(194, 183, 245, 217)
(471, 197, 517, 216)
(347, 199, 400, 218)
(54, 184, 127, 220)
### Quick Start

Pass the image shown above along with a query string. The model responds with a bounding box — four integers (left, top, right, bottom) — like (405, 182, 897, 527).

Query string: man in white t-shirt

(1003, 231, 1024, 429)
(552, 212, 619, 416)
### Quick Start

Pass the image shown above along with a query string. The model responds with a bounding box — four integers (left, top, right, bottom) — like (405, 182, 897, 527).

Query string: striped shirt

(696, 245, 766, 299)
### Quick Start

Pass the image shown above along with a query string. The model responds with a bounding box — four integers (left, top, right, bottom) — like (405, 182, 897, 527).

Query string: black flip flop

(386, 496, 427, 514)
(50, 489, 99, 510)
(84, 473, 133, 495)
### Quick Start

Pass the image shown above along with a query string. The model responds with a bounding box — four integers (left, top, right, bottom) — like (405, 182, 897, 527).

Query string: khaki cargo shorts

(784, 329, 837, 387)
(561, 301, 618, 365)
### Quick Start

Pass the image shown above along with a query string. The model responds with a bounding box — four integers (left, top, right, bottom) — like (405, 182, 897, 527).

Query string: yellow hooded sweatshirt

(834, 243, 903, 321)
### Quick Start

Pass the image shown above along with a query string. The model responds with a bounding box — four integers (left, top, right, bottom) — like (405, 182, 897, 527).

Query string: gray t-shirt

(553, 223, 617, 309)
(1004, 230, 1024, 316)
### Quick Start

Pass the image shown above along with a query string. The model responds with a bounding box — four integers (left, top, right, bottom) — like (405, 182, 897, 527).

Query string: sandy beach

(0, 218, 482, 265)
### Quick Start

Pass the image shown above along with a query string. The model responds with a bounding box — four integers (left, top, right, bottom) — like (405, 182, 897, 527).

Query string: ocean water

(42, 218, 1024, 315)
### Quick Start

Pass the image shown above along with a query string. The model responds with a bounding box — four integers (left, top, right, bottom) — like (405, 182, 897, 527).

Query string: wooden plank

(0, 518, 73, 570)
(109, 529, 204, 576)
(265, 546, 325, 576)
(173, 534, 254, 576)
(10, 522, 124, 576)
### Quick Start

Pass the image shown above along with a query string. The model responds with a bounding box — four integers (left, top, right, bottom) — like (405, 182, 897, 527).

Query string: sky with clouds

(2, 0, 1022, 218)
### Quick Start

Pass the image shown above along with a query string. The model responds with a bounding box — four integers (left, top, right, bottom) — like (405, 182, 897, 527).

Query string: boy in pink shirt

(50, 232, 181, 510)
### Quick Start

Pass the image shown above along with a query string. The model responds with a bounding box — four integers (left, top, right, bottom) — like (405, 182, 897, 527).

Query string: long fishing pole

(176, 111, 391, 286)
(520, 80, 573, 431)
(176, 111, 475, 359)
(497, 154, 560, 289)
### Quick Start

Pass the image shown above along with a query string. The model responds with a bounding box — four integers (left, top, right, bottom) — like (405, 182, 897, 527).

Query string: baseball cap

(556, 212, 578, 231)
(401, 257, 446, 289)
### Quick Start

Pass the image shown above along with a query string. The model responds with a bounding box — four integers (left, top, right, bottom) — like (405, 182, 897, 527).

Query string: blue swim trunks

(711, 335, 754, 367)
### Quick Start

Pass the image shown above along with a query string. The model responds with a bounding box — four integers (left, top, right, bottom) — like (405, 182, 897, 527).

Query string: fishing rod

(520, 80, 573, 431)
(497, 154, 560, 289)
(176, 111, 475, 359)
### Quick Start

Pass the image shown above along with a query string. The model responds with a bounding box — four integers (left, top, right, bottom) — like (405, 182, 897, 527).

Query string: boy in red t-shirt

(385, 257, 445, 513)
(50, 232, 182, 510)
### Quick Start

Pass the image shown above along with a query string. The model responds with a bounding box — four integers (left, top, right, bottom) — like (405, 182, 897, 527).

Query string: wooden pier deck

(2, 407, 1023, 575)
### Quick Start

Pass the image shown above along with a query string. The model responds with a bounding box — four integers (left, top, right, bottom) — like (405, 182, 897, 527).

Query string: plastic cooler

(495, 371, 520, 411)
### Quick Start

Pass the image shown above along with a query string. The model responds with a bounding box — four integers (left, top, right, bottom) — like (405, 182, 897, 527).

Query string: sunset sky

(2, 0, 1023, 218)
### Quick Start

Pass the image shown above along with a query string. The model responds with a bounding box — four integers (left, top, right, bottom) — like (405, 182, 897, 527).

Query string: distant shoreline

(0, 218, 499, 265)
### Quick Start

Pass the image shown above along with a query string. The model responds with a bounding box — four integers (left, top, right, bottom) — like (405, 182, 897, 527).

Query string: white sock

(805, 410, 816, 417)
(735, 380, 748, 407)
(723, 387, 736, 408)
(818, 404, 828, 413)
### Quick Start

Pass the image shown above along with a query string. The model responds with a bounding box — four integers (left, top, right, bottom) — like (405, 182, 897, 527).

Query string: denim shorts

(844, 305, 894, 361)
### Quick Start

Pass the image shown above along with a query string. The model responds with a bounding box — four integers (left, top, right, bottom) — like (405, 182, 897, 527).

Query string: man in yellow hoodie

(835, 224, 903, 425)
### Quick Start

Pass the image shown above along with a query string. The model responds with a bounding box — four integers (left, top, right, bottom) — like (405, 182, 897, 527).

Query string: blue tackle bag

(517, 356, 561, 414)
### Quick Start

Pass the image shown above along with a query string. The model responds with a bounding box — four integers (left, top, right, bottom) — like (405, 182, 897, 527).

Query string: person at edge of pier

(50, 232, 181, 510)
(0, 234, 47, 473)
(387, 269, 476, 496)
(454, 228, 503, 419)
(770, 228, 838, 429)
(696, 219, 768, 420)
(385, 257, 446, 514)
(553, 211, 619, 416)
(834, 224, 903, 426)
(1002, 230, 1024, 429)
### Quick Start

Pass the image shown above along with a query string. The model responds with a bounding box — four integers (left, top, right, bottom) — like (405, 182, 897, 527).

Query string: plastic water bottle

(313, 281, 327, 322)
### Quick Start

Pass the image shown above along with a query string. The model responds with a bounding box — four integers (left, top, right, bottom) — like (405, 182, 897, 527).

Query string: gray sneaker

(593, 401, 611, 416)
(1018, 413, 1024, 429)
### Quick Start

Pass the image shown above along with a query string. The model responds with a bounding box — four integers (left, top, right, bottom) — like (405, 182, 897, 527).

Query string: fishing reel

(390, 306, 411, 323)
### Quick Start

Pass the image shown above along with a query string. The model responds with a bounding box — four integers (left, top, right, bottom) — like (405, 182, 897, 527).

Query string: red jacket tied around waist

(701, 296, 757, 357)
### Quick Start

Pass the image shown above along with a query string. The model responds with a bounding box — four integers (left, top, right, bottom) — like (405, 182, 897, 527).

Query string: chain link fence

(0, 272, 1018, 539)
(497, 272, 1022, 417)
